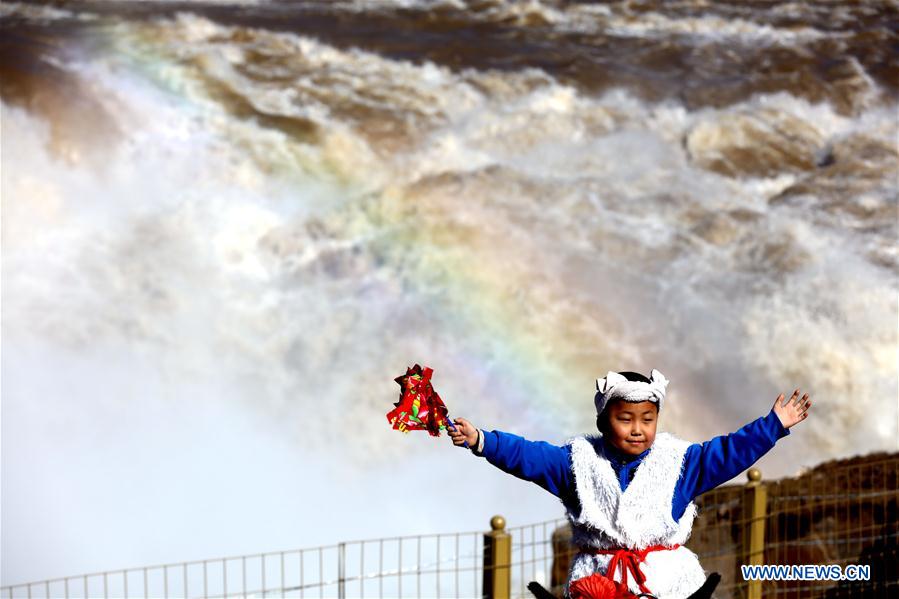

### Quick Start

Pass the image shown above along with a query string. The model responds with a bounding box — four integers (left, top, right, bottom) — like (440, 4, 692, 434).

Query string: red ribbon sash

(581, 544, 681, 596)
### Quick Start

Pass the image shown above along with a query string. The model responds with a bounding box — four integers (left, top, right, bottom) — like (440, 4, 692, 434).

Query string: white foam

(327, 0, 846, 44)
(0, 1, 98, 21)
(595, 10, 836, 43)
(741, 247, 898, 456)
(334, 0, 468, 10)
(98, 0, 271, 5)
(1, 25, 563, 582)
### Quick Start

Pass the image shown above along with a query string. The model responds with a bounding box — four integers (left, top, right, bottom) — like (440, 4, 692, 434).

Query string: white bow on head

(594, 369, 669, 415)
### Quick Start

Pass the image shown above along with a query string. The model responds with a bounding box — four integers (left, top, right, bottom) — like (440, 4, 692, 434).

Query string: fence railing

(686, 452, 898, 599)
(0, 515, 566, 599)
(4, 451, 895, 599)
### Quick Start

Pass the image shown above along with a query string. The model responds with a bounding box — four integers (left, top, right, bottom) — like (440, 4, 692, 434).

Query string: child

(449, 369, 812, 599)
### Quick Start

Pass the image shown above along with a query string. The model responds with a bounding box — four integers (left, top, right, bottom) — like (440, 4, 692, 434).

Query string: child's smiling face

(598, 400, 659, 456)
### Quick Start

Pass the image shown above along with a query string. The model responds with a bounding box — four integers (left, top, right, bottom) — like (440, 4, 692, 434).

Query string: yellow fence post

(742, 468, 768, 599)
(483, 515, 511, 599)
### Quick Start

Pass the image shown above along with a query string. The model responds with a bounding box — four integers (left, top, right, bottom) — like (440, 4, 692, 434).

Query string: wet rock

(685, 107, 825, 178)
(727, 207, 765, 223)
(688, 212, 739, 246)
(768, 135, 897, 225)
(735, 232, 812, 277)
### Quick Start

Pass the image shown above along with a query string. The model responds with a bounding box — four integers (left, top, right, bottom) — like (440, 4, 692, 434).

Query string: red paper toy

(569, 573, 643, 599)
(387, 364, 451, 436)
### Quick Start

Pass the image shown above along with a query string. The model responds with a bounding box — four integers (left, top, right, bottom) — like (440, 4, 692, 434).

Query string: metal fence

(4, 452, 896, 599)
(0, 516, 565, 599)
(761, 452, 898, 599)
(687, 452, 898, 599)
(506, 519, 563, 598)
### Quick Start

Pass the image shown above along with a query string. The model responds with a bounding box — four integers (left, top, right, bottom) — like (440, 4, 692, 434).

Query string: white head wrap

(594, 369, 669, 415)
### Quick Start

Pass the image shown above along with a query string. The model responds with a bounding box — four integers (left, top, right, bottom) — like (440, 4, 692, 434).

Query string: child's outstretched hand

(772, 389, 812, 429)
(449, 418, 479, 448)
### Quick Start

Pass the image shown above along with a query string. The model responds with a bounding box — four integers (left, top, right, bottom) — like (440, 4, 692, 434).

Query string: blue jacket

(475, 410, 790, 521)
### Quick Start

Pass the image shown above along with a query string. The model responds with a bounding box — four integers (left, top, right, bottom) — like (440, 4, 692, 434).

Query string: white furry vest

(563, 432, 707, 599)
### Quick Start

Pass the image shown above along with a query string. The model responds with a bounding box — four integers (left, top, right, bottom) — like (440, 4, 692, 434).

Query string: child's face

(600, 400, 658, 456)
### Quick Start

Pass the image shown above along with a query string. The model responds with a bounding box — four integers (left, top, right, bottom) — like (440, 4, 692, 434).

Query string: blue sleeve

(676, 409, 790, 505)
(478, 430, 574, 499)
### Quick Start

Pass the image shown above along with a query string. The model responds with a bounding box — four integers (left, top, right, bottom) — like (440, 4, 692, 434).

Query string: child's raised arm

(448, 417, 574, 501)
(675, 389, 812, 509)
